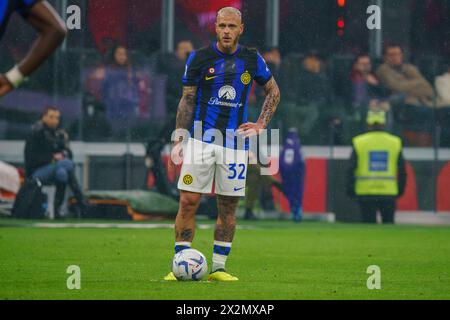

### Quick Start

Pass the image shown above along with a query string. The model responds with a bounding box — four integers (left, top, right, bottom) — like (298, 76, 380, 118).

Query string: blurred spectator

(351, 55, 384, 107)
(159, 40, 194, 115)
(263, 47, 282, 77)
(101, 45, 140, 131)
(284, 54, 319, 138)
(24, 106, 87, 219)
(244, 151, 282, 221)
(176, 40, 195, 63)
(377, 45, 435, 107)
(435, 64, 450, 147)
(68, 94, 112, 141)
(144, 40, 194, 197)
(285, 52, 342, 144)
(351, 54, 390, 131)
(154, 38, 194, 133)
(85, 61, 106, 102)
(376, 44, 435, 145)
(279, 128, 306, 223)
(249, 47, 283, 125)
(84, 40, 118, 101)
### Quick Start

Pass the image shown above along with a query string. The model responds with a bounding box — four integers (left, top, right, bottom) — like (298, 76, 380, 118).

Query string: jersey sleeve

(182, 51, 202, 87)
(15, 0, 40, 18)
(254, 52, 273, 86)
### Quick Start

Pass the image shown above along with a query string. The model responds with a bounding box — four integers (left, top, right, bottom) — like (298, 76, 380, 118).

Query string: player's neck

(215, 42, 239, 55)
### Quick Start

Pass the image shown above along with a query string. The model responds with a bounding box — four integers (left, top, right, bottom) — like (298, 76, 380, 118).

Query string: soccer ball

(172, 249, 208, 281)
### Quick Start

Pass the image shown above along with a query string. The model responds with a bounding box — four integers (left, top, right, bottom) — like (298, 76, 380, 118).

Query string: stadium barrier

(1, 141, 449, 222)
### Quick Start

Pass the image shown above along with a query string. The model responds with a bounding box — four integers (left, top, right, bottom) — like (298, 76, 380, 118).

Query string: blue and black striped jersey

(182, 42, 273, 149)
(0, 0, 38, 41)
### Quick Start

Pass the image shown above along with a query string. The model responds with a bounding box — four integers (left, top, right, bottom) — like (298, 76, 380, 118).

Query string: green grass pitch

(0, 220, 449, 300)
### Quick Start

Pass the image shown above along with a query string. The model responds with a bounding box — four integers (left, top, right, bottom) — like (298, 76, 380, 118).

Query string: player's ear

(240, 23, 244, 35)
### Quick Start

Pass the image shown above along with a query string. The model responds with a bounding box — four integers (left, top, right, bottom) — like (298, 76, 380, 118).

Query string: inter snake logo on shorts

(183, 174, 194, 185)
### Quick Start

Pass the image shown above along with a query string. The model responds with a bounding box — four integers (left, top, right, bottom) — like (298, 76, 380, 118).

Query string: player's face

(215, 14, 244, 52)
(42, 110, 60, 129)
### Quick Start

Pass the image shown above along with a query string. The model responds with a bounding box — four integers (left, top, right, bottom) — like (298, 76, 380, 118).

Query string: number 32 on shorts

(228, 164, 246, 180)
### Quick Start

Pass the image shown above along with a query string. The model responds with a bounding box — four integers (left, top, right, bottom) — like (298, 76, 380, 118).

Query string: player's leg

(164, 139, 215, 280)
(208, 147, 247, 281)
(164, 191, 203, 281)
(209, 195, 240, 281)
(174, 138, 215, 251)
(174, 191, 202, 251)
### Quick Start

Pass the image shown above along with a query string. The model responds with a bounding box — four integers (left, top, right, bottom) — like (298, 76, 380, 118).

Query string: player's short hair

(42, 106, 60, 117)
(217, 7, 242, 21)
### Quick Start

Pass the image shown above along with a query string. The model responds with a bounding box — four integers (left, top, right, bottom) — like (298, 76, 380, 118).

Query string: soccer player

(0, 0, 66, 97)
(164, 7, 281, 281)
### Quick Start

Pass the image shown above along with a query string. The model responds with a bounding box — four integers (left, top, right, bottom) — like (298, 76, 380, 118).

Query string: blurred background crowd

(1, 0, 449, 148)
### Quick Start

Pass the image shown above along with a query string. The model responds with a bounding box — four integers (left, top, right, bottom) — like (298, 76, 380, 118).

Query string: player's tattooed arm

(169, 86, 197, 171)
(175, 86, 198, 133)
(237, 77, 280, 137)
(257, 77, 281, 128)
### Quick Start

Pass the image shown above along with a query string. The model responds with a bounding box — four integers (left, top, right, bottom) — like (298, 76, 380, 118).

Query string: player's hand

(0, 75, 14, 97)
(168, 142, 184, 175)
(237, 122, 265, 138)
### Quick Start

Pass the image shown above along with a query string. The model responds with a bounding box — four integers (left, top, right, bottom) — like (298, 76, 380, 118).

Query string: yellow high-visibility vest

(353, 131, 402, 196)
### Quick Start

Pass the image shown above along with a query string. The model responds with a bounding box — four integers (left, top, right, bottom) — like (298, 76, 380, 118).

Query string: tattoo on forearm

(257, 78, 281, 128)
(215, 196, 239, 243)
(175, 86, 197, 132)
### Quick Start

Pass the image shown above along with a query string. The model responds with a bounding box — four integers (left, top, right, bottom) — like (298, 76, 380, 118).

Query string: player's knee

(179, 195, 200, 215)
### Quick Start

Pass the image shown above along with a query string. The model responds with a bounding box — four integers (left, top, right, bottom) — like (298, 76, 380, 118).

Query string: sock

(175, 242, 191, 254)
(212, 241, 232, 272)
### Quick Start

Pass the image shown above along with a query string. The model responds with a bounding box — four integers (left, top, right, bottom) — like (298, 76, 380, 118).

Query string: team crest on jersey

(208, 67, 215, 74)
(183, 174, 194, 185)
(241, 71, 251, 85)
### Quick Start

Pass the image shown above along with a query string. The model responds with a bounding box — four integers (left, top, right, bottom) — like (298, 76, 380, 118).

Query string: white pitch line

(24, 223, 258, 230)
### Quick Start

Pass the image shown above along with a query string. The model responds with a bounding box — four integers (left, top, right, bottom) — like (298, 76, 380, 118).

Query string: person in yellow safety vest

(347, 110, 407, 224)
